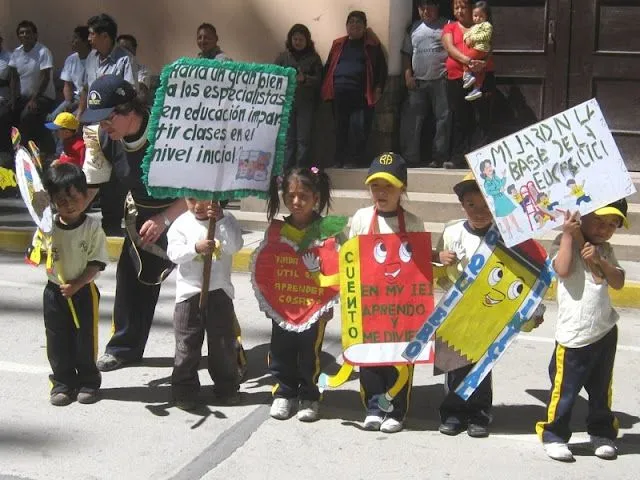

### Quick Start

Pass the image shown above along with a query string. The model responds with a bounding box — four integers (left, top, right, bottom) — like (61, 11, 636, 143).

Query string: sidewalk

(2, 197, 639, 307)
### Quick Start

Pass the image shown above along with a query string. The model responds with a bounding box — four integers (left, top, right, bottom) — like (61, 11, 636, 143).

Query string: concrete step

(324, 168, 640, 202)
(232, 210, 640, 261)
(240, 189, 640, 234)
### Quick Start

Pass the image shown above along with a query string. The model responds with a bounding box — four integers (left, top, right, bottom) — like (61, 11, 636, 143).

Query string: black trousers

(43, 281, 101, 394)
(99, 172, 127, 236)
(536, 326, 618, 444)
(14, 96, 55, 155)
(447, 73, 495, 166)
(0, 101, 12, 155)
(105, 207, 170, 361)
(285, 99, 316, 169)
(360, 365, 414, 421)
(269, 319, 327, 401)
(172, 290, 239, 400)
(440, 363, 493, 426)
(332, 91, 374, 167)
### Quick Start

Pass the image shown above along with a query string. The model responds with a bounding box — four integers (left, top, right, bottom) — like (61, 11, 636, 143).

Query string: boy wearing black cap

(536, 200, 628, 462)
(434, 172, 496, 438)
(349, 152, 424, 433)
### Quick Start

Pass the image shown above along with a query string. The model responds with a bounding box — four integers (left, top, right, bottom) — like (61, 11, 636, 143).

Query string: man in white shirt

(8, 20, 56, 154)
(49, 26, 92, 120)
(0, 33, 12, 161)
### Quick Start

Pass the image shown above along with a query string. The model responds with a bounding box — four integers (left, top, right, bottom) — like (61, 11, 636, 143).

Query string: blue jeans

(400, 77, 451, 165)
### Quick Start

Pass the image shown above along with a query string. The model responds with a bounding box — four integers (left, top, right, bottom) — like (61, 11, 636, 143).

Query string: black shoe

(467, 423, 490, 438)
(439, 418, 466, 436)
(77, 388, 99, 404)
(174, 399, 198, 411)
(96, 353, 127, 372)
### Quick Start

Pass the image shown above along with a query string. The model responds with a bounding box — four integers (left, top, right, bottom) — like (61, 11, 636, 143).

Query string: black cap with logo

(80, 74, 137, 124)
(365, 152, 408, 189)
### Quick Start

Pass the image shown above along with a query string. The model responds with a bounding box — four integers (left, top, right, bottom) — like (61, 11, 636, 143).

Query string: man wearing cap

(80, 74, 187, 372)
(399, 0, 450, 168)
(45, 112, 84, 167)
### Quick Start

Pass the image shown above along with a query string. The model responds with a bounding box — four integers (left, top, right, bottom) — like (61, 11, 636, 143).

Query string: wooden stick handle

(199, 201, 217, 312)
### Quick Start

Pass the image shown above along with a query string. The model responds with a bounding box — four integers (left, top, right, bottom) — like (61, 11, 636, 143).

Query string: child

(566, 178, 592, 205)
(45, 112, 85, 167)
(350, 152, 424, 433)
(507, 184, 530, 212)
(536, 200, 628, 462)
(434, 172, 495, 437)
(33, 163, 108, 406)
(462, 1, 493, 101)
(274, 24, 323, 169)
(266, 166, 334, 422)
(166, 198, 244, 411)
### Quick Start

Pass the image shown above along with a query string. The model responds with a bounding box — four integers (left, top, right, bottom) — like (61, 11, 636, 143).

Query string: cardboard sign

(466, 99, 636, 247)
(251, 220, 340, 332)
(143, 57, 296, 201)
(340, 232, 435, 366)
(403, 225, 553, 399)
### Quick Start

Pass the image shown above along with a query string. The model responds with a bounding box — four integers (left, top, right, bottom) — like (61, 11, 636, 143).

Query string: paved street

(1, 252, 639, 480)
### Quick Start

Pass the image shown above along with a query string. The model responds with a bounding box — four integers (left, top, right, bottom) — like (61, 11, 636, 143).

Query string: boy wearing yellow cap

(45, 112, 85, 167)
(349, 152, 424, 433)
(433, 172, 497, 438)
(536, 199, 628, 462)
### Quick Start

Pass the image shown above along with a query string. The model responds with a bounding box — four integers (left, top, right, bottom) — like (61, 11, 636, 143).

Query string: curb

(2, 228, 639, 309)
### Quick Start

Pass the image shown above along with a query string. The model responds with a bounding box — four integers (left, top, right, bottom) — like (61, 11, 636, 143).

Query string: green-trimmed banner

(142, 57, 296, 200)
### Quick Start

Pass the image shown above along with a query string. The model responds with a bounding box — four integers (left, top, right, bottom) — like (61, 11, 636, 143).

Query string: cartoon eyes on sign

(373, 237, 413, 283)
(482, 262, 524, 307)
(483, 263, 524, 307)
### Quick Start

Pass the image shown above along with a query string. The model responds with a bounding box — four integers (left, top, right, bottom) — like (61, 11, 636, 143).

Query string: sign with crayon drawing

(403, 225, 553, 400)
(143, 57, 296, 201)
(466, 99, 636, 247)
(338, 232, 435, 366)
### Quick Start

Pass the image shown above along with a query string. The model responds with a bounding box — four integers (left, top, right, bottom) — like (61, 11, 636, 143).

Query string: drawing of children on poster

(479, 160, 523, 238)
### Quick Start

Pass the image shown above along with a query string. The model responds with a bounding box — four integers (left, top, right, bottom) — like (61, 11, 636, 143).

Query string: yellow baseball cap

(595, 199, 629, 229)
(45, 112, 80, 131)
(453, 172, 480, 200)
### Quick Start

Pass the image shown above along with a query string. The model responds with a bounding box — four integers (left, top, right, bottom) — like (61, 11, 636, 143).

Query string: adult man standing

(0, 33, 12, 164)
(117, 34, 153, 104)
(8, 20, 56, 154)
(78, 14, 138, 236)
(399, 0, 450, 168)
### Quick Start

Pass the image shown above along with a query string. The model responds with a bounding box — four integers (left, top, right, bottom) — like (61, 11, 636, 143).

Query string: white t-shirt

(0, 50, 10, 102)
(60, 52, 87, 98)
(8, 42, 56, 99)
(349, 206, 425, 237)
(32, 214, 109, 285)
(552, 236, 624, 348)
(167, 210, 244, 303)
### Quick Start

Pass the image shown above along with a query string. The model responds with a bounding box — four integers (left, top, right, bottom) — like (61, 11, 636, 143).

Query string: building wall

(0, 0, 412, 76)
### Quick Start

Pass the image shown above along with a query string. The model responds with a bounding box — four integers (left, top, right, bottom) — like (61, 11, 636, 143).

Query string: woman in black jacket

(274, 24, 323, 169)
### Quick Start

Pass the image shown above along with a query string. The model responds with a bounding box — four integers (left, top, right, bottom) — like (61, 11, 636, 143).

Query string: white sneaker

(462, 74, 476, 89)
(380, 417, 404, 433)
(591, 436, 617, 459)
(270, 397, 294, 420)
(543, 442, 574, 462)
(465, 88, 483, 101)
(363, 415, 384, 431)
(297, 400, 319, 422)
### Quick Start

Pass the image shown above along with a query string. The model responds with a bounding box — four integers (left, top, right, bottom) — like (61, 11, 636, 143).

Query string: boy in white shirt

(167, 198, 243, 410)
(536, 200, 628, 462)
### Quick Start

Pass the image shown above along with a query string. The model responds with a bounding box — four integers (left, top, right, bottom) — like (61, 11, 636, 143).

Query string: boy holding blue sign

(434, 172, 496, 437)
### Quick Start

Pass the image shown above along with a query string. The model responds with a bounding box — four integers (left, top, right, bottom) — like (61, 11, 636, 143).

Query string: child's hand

(196, 239, 216, 255)
(208, 202, 224, 221)
(302, 252, 320, 273)
(581, 242, 601, 265)
(60, 281, 82, 298)
(439, 250, 457, 266)
(464, 37, 472, 47)
(562, 210, 581, 239)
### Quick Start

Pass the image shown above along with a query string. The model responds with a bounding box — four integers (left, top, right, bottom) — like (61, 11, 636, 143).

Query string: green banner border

(141, 56, 296, 201)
